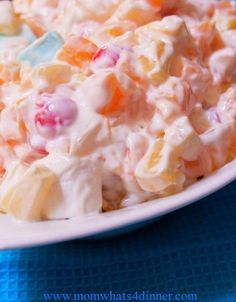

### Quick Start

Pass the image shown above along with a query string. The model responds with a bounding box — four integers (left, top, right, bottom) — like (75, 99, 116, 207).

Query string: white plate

(0, 159, 235, 250)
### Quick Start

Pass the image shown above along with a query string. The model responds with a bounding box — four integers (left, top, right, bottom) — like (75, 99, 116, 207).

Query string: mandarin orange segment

(211, 32, 224, 51)
(147, 0, 163, 9)
(108, 27, 124, 37)
(100, 74, 125, 116)
(197, 21, 213, 33)
(57, 36, 98, 68)
(32, 64, 72, 93)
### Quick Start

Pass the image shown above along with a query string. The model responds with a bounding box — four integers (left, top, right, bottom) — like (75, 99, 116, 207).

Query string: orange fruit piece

(211, 32, 224, 51)
(57, 36, 98, 68)
(100, 73, 125, 116)
(108, 27, 124, 37)
(197, 20, 213, 33)
(147, 0, 162, 9)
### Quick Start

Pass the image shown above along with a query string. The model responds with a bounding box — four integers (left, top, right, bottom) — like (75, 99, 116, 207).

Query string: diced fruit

(147, 0, 162, 9)
(0, 162, 56, 221)
(98, 73, 125, 116)
(57, 36, 97, 68)
(147, 0, 176, 12)
(18, 32, 64, 67)
(81, 71, 125, 116)
(32, 154, 103, 220)
(100, 74, 124, 115)
(32, 63, 72, 93)
(135, 139, 185, 193)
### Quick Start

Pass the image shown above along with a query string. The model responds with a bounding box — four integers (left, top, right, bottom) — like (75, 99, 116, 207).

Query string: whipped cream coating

(0, 0, 235, 221)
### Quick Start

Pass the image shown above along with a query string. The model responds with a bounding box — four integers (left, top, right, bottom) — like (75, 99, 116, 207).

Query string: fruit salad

(0, 0, 235, 221)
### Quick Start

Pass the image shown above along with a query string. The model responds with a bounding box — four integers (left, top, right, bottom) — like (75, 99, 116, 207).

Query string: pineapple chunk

(0, 162, 56, 221)
(31, 63, 72, 93)
(135, 139, 185, 194)
(0, 153, 103, 221)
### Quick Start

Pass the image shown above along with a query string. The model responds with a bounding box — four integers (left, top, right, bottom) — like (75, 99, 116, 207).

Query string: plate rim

(0, 159, 235, 250)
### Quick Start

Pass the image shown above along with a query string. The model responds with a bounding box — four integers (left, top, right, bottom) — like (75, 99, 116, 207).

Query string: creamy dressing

(0, 0, 235, 221)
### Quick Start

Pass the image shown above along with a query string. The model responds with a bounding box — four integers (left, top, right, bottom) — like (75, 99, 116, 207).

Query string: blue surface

(0, 180, 236, 302)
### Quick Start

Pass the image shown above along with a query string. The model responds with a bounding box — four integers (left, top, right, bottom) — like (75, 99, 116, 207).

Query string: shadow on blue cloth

(0, 181, 235, 302)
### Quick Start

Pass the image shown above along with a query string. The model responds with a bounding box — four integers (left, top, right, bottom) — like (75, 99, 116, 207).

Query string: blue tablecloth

(0, 180, 235, 302)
